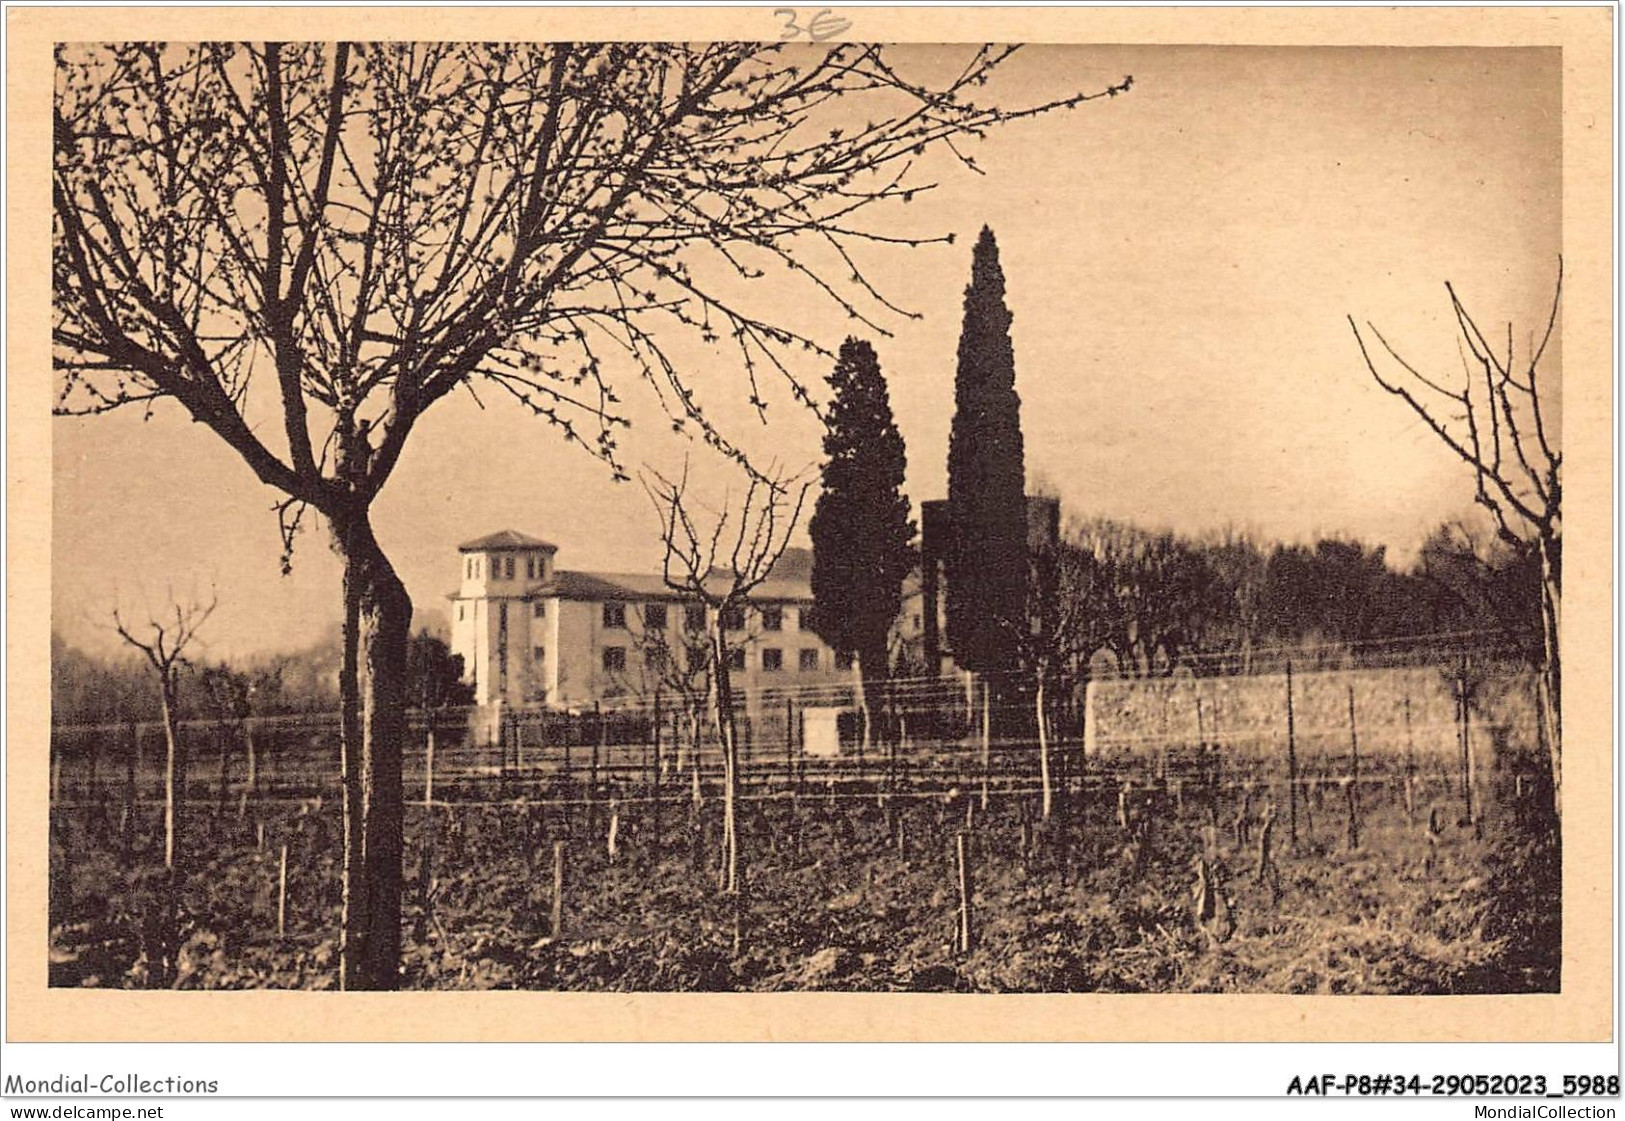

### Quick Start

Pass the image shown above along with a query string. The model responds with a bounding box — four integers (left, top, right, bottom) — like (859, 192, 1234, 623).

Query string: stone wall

(1083, 663, 1539, 774)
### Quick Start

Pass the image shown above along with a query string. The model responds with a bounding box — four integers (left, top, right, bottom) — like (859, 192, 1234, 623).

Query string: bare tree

(1195, 525, 1269, 672)
(645, 459, 809, 894)
(109, 589, 215, 984)
(198, 662, 253, 814)
(111, 591, 217, 872)
(1017, 535, 1118, 818)
(620, 603, 714, 790)
(1067, 519, 1226, 676)
(54, 41, 1130, 987)
(1349, 261, 1562, 814)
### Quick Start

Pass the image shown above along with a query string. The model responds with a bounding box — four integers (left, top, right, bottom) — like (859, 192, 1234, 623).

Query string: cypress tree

(945, 226, 1028, 675)
(809, 338, 917, 697)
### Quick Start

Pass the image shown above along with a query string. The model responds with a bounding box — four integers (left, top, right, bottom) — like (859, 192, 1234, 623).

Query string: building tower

(448, 530, 559, 707)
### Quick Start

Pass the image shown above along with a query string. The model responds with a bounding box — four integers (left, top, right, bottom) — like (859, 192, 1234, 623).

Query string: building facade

(448, 531, 848, 711)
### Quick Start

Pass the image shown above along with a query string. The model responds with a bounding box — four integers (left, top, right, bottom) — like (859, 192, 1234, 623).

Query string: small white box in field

(800, 706, 850, 758)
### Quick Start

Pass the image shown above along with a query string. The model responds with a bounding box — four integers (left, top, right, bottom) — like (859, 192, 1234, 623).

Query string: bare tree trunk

(1538, 531, 1561, 821)
(158, 682, 185, 872)
(335, 514, 413, 991)
(244, 719, 258, 800)
(711, 630, 740, 894)
(857, 643, 891, 787)
(158, 681, 184, 987)
(851, 657, 871, 763)
(1036, 674, 1052, 820)
(689, 709, 703, 807)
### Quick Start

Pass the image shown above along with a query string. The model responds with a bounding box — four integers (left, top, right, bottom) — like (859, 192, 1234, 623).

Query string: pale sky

(52, 44, 1563, 660)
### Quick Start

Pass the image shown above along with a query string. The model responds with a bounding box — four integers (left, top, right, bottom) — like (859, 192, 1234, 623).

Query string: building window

(720, 606, 745, 632)
(687, 647, 708, 674)
(685, 605, 707, 632)
(499, 602, 508, 627)
(761, 606, 783, 631)
(504, 556, 515, 580)
(533, 601, 546, 619)
(533, 646, 545, 662)
(727, 647, 746, 671)
(799, 648, 819, 672)
(458, 604, 465, 622)
(527, 557, 536, 580)
(602, 646, 626, 672)
(646, 644, 667, 672)
(466, 558, 472, 579)
(645, 604, 668, 630)
(489, 554, 501, 579)
(762, 648, 783, 672)
(602, 603, 626, 629)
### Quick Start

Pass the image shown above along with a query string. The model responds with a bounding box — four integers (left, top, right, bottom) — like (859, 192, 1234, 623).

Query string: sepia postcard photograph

(5, 3, 1615, 1058)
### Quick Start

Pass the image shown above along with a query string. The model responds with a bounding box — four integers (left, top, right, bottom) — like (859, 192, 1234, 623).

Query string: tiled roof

(534, 570, 669, 602)
(458, 530, 558, 552)
(536, 559, 814, 604)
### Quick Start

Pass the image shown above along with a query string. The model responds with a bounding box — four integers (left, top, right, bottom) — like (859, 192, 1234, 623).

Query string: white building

(447, 530, 848, 711)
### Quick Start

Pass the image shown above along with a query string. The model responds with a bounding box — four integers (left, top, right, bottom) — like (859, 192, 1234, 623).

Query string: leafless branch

(1347, 259, 1561, 551)
(57, 43, 1130, 557)
(108, 586, 219, 681)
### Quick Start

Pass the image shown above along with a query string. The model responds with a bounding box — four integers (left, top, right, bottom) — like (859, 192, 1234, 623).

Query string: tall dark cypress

(809, 338, 916, 692)
(945, 227, 1027, 674)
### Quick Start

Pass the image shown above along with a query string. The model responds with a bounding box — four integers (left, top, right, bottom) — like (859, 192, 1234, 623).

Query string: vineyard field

(48, 743, 1558, 994)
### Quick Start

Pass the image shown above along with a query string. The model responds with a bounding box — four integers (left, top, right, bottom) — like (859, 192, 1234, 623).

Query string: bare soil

(49, 765, 1559, 994)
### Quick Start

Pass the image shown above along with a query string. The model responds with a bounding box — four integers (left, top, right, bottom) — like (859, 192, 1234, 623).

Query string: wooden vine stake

(894, 712, 906, 798)
(423, 719, 436, 806)
(954, 831, 974, 954)
(1456, 654, 1473, 826)
(244, 718, 257, 810)
(1035, 679, 1052, 820)
(550, 840, 567, 940)
(1284, 660, 1298, 850)
(276, 842, 289, 939)
(1254, 805, 1275, 882)
(1255, 804, 1279, 905)
(1346, 685, 1360, 851)
(1403, 691, 1416, 790)
(980, 682, 991, 812)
